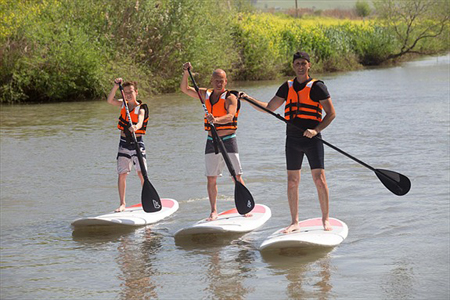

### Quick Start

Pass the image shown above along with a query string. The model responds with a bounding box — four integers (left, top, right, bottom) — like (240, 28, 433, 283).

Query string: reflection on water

(261, 246, 333, 260)
(203, 246, 254, 299)
(175, 233, 256, 299)
(72, 226, 163, 299)
(117, 227, 162, 300)
(174, 232, 246, 249)
(71, 226, 138, 241)
(263, 247, 334, 299)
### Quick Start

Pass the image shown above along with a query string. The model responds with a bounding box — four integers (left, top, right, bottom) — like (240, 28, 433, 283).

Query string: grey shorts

(117, 136, 147, 174)
(205, 134, 243, 177)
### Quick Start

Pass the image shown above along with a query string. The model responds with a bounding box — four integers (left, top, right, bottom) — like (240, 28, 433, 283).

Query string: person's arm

(206, 93, 238, 124)
(316, 98, 335, 133)
(303, 81, 335, 138)
(180, 62, 206, 99)
(129, 108, 146, 133)
(107, 78, 124, 107)
(240, 92, 285, 113)
(303, 97, 336, 138)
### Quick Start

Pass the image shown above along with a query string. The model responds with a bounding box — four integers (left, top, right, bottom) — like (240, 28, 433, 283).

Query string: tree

(374, 0, 449, 60)
(355, 0, 371, 18)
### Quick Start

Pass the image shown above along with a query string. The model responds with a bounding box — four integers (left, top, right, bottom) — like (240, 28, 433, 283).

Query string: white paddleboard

(259, 217, 348, 251)
(174, 204, 271, 236)
(71, 198, 179, 228)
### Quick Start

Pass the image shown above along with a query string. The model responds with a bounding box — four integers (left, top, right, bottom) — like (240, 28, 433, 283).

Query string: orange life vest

(204, 89, 240, 131)
(285, 78, 323, 122)
(117, 101, 149, 134)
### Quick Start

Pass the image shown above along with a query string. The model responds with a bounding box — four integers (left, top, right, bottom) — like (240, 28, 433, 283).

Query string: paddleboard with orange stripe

(174, 204, 271, 236)
(71, 198, 179, 228)
(259, 217, 348, 251)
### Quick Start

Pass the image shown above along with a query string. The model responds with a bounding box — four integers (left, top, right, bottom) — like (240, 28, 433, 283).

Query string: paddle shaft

(240, 95, 406, 188)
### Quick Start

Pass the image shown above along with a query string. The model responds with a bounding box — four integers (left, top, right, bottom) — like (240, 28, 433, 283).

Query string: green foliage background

(1, 0, 448, 103)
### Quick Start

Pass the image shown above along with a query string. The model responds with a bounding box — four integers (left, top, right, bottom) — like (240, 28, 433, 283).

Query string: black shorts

(285, 135, 324, 170)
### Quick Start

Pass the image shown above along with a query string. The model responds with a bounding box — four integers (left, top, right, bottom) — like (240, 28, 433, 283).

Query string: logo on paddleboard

(153, 200, 161, 209)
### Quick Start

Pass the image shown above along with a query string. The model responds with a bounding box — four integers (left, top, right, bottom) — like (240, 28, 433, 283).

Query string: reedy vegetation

(1, 0, 448, 103)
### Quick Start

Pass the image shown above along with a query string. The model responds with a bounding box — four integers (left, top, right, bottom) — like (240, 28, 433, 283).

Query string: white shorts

(205, 152, 243, 177)
(117, 137, 147, 174)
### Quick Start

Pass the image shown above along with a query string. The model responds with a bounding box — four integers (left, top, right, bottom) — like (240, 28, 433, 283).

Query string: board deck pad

(259, 217, 348, 251)
(174, 204, 271, 236)
(71, 198, 179, 228)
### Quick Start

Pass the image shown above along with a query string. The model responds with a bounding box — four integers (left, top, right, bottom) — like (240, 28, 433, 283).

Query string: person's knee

(287, 173, 300, 189)
(207, 176, 217, 185)
(312, 171, 327, 189)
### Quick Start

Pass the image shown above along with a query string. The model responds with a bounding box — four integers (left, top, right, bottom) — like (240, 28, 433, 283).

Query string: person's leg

(206, 176, 218, 221)
(116, 146, 133, 212)
(137, 171, 144, 185)
(116, 173, 128, 212)
(283, 169, 301, 233)
(311, 168, 331, 231)
(133, 139, 147, 186)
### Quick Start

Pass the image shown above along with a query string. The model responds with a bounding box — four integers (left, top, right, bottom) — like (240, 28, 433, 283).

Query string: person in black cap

(240, 51, 336, 232)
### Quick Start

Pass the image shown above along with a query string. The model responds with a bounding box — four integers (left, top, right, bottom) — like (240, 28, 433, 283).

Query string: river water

(1, 55, 449, 300)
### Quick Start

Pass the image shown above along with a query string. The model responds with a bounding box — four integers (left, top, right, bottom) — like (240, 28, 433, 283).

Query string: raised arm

(180, 62, 206, 99)
(106, 78, 125, 107)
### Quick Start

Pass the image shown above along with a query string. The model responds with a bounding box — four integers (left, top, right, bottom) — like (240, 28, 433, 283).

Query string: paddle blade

(142, 179, 162, 212)
(234, 181, 255, 215)
(375, 169, 411, 196)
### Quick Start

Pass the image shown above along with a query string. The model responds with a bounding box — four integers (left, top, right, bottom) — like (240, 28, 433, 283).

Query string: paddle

(238, 93, 411, 196)
(118, 83, 162, 212)
(187, 69, 255, 214)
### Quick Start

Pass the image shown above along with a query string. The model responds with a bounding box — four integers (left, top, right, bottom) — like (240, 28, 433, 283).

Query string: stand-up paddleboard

(71, 198, 179, 228)
(175, 204, 271, 236)
(259, 217, 348, 251)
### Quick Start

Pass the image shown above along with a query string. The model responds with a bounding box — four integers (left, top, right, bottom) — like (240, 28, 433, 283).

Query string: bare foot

(323, 219, 332, 231)
(282, 223, 300, 233)
(243, 213, 253, 218)
(115, 205, 125, 212)
(206, 211, 218, 221)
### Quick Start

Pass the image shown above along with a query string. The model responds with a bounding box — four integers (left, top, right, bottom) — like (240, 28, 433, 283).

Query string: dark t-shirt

(276, 77, 330, 136)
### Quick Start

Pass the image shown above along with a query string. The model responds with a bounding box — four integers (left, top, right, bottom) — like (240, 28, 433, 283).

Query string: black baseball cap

(293, 51, 310, 62)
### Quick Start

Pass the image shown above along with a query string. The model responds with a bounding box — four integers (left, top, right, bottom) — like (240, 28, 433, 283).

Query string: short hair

(122, 81, 138, 89)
